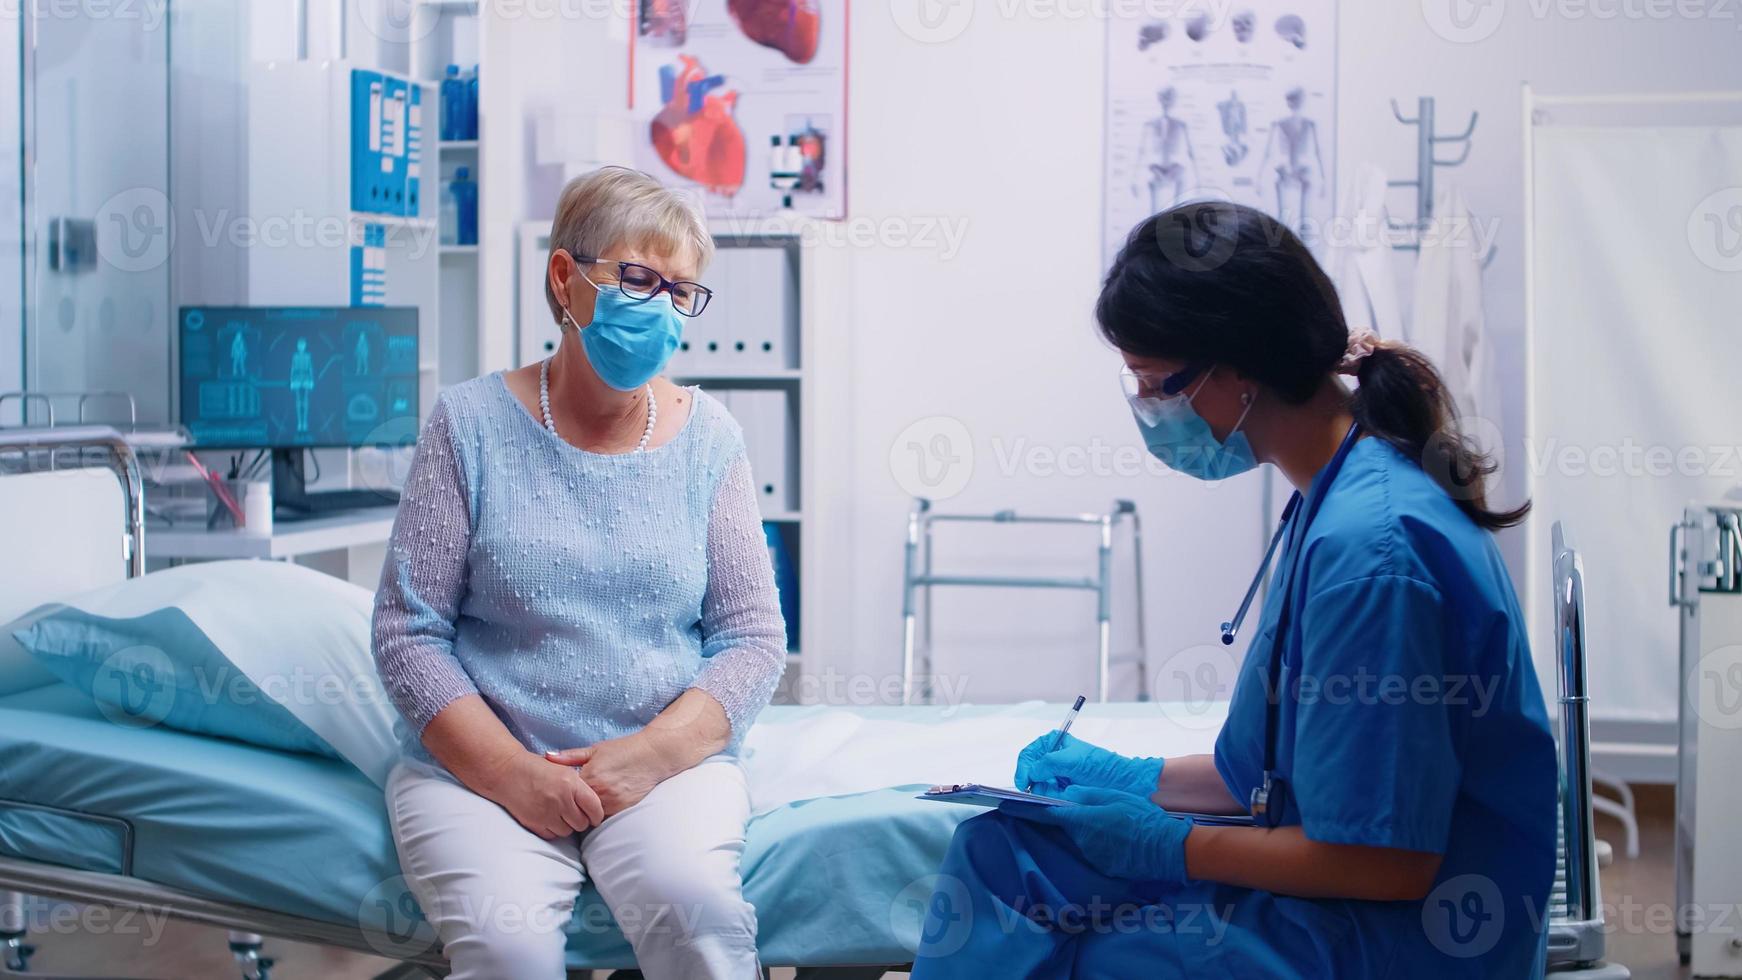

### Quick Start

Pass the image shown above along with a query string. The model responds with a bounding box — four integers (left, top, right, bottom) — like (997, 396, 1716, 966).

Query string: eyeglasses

(1119, 362, 1208, 401)
(575, 254, 714, 317)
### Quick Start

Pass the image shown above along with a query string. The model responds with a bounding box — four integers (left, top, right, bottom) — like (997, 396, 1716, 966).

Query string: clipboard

(918, 784, 1078, 808)
(919, 784, 1259, 827)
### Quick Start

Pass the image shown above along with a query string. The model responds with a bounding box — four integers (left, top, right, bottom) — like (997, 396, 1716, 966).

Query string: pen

(1050, 694, 1086, 752)
(1025, 695, 1086, 791)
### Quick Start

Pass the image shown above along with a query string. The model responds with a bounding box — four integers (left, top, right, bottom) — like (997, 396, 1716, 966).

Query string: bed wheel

(1, 933, 36, 973)
(228, 935, 273, 980)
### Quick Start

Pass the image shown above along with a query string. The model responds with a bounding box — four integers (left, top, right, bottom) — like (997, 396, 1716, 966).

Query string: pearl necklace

(540, 358, 657, 453)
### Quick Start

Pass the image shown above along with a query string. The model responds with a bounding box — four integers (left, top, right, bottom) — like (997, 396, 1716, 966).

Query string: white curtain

(1530, 117, 1742, 724)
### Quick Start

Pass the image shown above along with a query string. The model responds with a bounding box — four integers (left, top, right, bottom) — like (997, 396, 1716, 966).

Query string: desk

(146, 507, 399, 562)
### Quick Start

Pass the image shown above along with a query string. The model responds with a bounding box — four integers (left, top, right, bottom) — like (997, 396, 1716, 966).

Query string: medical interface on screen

(178, 306, 420, 449)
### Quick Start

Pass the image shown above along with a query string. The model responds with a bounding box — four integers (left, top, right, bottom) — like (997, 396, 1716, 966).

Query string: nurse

(911, 202, 1557, 978)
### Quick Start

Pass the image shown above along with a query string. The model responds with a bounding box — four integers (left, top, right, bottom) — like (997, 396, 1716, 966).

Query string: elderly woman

(372, 166, 786, 979)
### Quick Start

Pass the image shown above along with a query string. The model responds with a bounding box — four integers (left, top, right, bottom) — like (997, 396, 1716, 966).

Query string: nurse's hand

(1002, 786, 1192, 884)
(1014, 732, 1164, 799)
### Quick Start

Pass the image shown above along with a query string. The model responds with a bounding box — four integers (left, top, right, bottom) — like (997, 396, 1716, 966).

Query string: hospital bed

(0, 427, 1221, 978)
(0, 427, 1623, 978)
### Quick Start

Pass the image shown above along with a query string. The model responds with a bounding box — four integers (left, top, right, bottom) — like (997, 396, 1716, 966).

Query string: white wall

(473, 4, 1738, 707)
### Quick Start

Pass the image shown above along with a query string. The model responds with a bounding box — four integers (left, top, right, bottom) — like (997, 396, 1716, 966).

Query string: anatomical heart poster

(631, 0, 846, 221)
(1102, 2, 1337, 265)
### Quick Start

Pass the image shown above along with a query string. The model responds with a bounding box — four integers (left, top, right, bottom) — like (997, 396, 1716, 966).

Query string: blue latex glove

(1001, 785, 1193, 884)
(1014, 732, 1163, 799)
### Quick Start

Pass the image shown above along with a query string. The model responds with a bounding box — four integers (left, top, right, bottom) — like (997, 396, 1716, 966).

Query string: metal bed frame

(0, 427, 435, 980)
(0, 431, 1632, 977)
(1546, 522, 1628, 978)
(0, 427, 899, 980)
(900, 497, 1149, 704)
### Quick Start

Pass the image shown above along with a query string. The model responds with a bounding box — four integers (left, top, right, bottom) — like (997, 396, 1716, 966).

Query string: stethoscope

(1218, 422, 1362, 828)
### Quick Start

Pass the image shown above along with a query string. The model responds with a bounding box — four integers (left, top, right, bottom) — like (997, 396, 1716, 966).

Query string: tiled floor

(15, 788, 1688, 978)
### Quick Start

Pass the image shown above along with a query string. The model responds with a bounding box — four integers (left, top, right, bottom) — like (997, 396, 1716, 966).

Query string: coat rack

(1387, 96, 1494, 267)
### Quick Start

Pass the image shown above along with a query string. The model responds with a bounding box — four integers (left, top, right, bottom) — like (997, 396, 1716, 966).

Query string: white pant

(387, 755, 760, 979)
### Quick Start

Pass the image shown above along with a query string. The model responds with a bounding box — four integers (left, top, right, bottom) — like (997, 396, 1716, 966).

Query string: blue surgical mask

(567, 285, 684, 392)
(1128, 367, 1259, 480)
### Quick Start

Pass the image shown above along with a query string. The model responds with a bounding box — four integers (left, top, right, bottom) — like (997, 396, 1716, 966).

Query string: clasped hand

(490, 733, 673, 839)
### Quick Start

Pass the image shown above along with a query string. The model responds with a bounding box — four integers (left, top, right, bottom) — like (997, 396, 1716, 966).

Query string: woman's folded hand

(547, 732, 676, 818)
(486, 750, 606, 839)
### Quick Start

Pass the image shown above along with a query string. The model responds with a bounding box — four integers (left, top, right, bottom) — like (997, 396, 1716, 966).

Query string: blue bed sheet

(0, 684, 973, 967)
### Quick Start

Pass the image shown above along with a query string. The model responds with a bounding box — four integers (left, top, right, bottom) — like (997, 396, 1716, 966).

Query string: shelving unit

(676, 228, 851, 689)
(409, 0, 484, 393)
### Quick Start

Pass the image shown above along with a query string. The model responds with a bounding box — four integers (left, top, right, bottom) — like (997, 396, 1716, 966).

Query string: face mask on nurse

(1122, 363, 1259, 480)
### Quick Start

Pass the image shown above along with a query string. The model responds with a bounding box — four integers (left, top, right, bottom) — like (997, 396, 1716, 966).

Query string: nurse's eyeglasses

(1119, 362, 1208, 401)
(575, 255, 714, 317)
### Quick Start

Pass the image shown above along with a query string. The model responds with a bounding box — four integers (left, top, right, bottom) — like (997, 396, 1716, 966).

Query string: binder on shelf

(704, 247, 796, 372)
(351, 223, 387, 306)
(730, 388, 795, 514)
(350, 69, 381, 214)
(351, 69, 415, 217)
(733, 247, 797, 371)
(382, 75, 411, 216)
(672, 283, 725, 375)
(764, 522, 800, 648)
(405, 83, 424, 219)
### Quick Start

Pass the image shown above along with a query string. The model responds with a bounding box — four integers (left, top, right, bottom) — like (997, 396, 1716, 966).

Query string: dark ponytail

(1096, 201, 1528, 532)
(1348, 345, 1528, 530)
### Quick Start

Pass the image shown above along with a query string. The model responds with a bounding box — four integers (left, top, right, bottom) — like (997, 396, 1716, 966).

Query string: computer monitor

(178, 306, 420, 449)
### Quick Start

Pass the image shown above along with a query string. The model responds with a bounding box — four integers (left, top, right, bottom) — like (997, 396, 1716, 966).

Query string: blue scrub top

(1207, 436, 1557, 977)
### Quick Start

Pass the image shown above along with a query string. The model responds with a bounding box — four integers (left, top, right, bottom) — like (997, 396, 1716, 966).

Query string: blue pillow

(15, 604, 338, 757)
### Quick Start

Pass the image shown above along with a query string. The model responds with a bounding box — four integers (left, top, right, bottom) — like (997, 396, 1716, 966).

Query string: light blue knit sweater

(371, 373, 786, 760)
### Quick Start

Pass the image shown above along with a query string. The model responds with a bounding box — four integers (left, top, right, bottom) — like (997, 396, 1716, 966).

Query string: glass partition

(20, 0, 171, 426)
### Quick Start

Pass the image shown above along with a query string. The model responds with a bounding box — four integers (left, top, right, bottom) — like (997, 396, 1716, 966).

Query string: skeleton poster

(631, 0, 846, 221)
(1102, 3, 1337, 263)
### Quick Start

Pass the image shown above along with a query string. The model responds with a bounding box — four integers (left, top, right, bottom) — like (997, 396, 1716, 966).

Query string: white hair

(544, 166, 714, 324)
